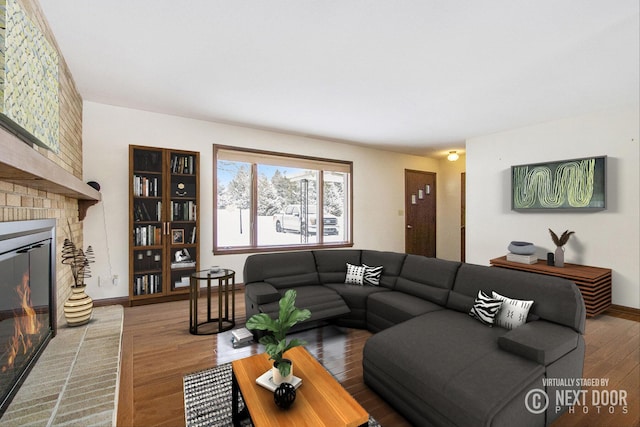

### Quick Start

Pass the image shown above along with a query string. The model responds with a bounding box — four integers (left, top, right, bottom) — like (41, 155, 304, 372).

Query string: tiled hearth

(1, 306, 122, 426)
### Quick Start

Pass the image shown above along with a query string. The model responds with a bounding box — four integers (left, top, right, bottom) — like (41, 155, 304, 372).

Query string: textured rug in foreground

(183, 363, 381, 427)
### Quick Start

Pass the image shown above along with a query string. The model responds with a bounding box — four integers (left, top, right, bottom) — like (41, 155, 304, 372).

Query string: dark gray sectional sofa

(243, 249, 586, 426)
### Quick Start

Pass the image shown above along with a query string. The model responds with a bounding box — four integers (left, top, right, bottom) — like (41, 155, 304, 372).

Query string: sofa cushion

(395, 255, 461, 305)
(469, 290, 503, 326)
(243, 252, 319, 288)
(244, 282, 281, 305)
(266, 272, 321, 289)
(313, 250, 362, 284)
(498, 320, 580, 365)
(324, 283, 390, 327)
(446, 291, 475, 313)
(367, 291, 443, 331)
(361, 250, 407, 289)
(452, 263, 586, 333)
(258, 286, 350, 323)
(364, 310, 545, 427)
(492, 291, 534, 330)
(325, 283, 389, 311)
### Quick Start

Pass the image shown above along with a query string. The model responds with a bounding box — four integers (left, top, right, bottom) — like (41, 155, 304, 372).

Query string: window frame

(213, 144, 353, 254)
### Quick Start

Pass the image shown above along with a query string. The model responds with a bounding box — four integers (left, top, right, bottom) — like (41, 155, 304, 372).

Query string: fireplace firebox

(0, 219, 56, 416)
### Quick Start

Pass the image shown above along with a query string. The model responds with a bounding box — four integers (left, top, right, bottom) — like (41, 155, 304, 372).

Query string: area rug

(183, 363, 381, 427)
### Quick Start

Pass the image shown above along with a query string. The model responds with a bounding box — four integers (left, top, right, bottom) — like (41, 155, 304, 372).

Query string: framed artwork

(511, 156, 606, 211)
(0, 0, 60, 152)
(172, 229, 185, 244)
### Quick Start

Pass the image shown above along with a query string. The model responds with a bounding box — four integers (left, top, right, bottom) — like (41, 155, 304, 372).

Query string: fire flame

(2, 272, 42, 373)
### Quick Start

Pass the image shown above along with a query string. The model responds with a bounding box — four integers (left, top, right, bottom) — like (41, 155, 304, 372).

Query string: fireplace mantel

(0, 127, 101, 220)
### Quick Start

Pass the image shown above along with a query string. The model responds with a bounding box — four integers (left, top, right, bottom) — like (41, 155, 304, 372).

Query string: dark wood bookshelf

(129, 145, 199, 305)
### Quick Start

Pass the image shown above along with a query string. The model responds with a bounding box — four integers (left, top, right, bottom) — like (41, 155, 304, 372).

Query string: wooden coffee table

(231, 346, 369, 426)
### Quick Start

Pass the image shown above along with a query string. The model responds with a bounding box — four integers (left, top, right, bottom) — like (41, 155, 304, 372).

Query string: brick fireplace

(0, 219, 56, 415)
(0, 0, 100, 415)
(0, 0, 95, 327)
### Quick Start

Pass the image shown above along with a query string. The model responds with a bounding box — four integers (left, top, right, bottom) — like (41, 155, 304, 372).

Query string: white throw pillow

(345, 263, 365, 285)
(492, 291, 534, 330)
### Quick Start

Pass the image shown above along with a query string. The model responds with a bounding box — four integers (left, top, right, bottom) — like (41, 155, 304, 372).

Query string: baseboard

(604, 304, 640, 322)
(94, 296, 130, 308)
(94, 284, 245, 308)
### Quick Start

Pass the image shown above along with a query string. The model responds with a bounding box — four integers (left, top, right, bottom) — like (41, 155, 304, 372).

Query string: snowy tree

(271, 169, 297, 209)
(226, 164, 251, 210)
(324, 181, 344, 216)
(257, 173, 281, 215)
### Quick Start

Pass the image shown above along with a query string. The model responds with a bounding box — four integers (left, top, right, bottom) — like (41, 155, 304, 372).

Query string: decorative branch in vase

(548, 229, 574, 268)
(61, 238, 95, 288)
(61, 221, 95, 326)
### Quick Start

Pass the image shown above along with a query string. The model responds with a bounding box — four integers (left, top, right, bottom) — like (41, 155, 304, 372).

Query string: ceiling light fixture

(447, 151, 459, 161)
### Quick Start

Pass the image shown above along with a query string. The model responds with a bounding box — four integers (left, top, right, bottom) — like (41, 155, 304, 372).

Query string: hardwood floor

(117, 293, 639, 427)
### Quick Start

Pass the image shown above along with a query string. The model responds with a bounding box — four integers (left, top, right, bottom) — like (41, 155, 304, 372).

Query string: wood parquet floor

(117, 291, 639, 427)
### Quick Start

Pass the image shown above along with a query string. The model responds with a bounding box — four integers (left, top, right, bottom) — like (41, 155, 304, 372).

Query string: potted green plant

(245, 289, 311, 385)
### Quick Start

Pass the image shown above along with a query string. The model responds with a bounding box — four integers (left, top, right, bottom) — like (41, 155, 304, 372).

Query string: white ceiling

(39, 0, 639, 157)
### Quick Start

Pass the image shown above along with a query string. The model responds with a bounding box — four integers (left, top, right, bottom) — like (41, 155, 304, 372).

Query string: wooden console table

(490, 256, 611, 317)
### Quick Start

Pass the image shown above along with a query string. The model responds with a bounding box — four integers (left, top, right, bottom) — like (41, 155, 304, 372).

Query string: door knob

(407, 225, 413, 229)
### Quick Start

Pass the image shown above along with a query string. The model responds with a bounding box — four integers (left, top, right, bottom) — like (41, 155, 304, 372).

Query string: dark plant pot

(274, 382, 296, 409)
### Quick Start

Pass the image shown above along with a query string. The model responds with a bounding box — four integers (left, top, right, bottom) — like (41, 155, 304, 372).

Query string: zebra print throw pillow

(345, 263, 365, 285)
(492, 291, 534, 330)
(469, 290, 503, 326)
(362, 264, 383, 286)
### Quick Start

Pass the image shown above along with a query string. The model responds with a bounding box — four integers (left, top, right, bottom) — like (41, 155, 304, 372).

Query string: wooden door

(405, 169, 436, 257)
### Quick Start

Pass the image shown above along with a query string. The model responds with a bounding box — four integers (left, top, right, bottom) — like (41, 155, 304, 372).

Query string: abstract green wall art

(0, 0, 60, 153)
(511, 156, 607, 211)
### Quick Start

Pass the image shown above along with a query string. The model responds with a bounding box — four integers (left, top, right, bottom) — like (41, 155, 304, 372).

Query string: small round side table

(189, 269, 235, 335)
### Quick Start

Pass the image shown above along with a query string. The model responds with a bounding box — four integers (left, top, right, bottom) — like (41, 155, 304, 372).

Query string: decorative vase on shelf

(549, 229, 574, 269)
(64, 286, 93, 326)
(61, 220, 95, 327)
(554, 246, 565, 268)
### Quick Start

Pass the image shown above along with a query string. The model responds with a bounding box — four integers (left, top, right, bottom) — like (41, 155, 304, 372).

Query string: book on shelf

(134, 273, 162, 295)
(133, 175, 159, 197)
(134, 225, 162, 246)
(133, 201, 162, 222)
(171, 261, 196, 269)
(171, 155, 195, 174)
(506, 253, 538, 264)
(175, 276, 190, 288)
(171, 201, 197, 221)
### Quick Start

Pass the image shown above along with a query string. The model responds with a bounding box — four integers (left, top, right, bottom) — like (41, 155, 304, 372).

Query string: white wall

(82, 102, 453, 299)
(466, 107, 640, 309)
(437, 154, 466, 261)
